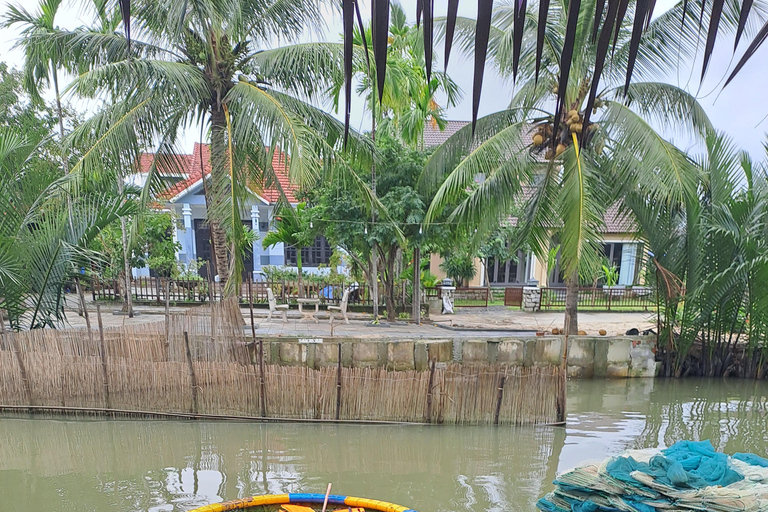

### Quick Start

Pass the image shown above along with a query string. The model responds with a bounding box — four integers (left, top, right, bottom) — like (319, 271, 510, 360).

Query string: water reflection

(1, 379, 767, 512)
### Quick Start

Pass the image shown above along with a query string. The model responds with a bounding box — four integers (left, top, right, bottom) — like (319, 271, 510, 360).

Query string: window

(488, 250, 527, 285)
(284, 236, 333, 267)
(601, 243, 623, 271)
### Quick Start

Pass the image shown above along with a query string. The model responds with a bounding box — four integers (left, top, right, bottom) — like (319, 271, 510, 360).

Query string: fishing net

(537, 440, 768, 512)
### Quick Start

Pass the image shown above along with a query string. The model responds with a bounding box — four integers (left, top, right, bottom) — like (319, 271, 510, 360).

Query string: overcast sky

(1, 0, 766, 158)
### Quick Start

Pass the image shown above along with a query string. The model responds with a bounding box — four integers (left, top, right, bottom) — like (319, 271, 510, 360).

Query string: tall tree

(423, 0, 715, 334)
(39, 0, 371, 295)
(328, 1, 461, 319)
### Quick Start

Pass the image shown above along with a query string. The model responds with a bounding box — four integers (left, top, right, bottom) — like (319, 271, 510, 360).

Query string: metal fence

(92, 276, 373, 307)
(424, 287, 490, 308)
(539, 286, 655, 311)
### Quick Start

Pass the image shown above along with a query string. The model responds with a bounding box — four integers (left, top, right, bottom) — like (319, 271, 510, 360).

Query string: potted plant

(602, 263, 624, 297)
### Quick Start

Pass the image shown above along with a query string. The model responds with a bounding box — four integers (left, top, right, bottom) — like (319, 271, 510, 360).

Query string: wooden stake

(336, 343, 342, 420)
(184, 331, 198, 414)
(557, 318, 569, 424)
(248, 275, 257, 340)
(164, 278, 171, 359)
(494, 371, 506, 425)
(426, 357, 435, 422)
(75, 277, 93, 342)
(96, 303, 110, 408)
(259, 339, 266, 417)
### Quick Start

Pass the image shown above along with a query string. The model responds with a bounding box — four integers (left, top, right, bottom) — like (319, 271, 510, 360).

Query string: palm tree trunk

(209, 108, 231, 294)
(52, 69, 65, 141)
(120, 215, 134, 317)
(368, 87, 382, 320)
(564, 267, 579, 334)
(385, 247, 397, 322)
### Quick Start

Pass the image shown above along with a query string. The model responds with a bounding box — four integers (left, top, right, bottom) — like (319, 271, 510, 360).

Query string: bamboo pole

(557, 321, 569, 423)
(494, 371, 507, 425)
(335, 343, 342, 420)
(96, 304, 110, 408)
(426, 357, 435, 422)
(164, 278, 171, 359)
(259, 339, 266, 417)
(183, 331, 198, 414)
(75, 277, 93, 342)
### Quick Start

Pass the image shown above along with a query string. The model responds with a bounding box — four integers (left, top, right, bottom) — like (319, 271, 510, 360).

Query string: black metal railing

(539, 286, 655, 311)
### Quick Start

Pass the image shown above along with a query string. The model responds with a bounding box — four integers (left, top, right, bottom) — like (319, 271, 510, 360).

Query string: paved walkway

(58, 295, 655, 337)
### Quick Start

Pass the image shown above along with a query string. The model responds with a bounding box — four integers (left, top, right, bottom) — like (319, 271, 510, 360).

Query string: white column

(180, 203, 194, 263)
(251, 205, 260, 274)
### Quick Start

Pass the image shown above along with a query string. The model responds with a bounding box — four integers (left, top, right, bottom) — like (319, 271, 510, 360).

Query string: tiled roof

(422, 120, 472, 147)
(137, 143, 297, 204)
(603, 203, 637, 234)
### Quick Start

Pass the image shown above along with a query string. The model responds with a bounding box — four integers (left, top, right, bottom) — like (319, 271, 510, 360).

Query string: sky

(0, 0, 766, 158)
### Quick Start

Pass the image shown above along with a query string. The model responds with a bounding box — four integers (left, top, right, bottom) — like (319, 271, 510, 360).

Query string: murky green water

(2, 379, 767, 512)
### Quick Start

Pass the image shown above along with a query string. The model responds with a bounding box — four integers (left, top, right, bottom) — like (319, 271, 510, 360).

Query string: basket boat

(188, 493, 418, 512)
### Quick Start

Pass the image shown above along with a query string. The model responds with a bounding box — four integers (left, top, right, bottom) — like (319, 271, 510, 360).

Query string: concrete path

(57, 295, 655, 337)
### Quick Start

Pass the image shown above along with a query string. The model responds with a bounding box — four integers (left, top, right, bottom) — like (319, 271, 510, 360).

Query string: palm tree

(262, 202, 313, 298)
(632, 132, 768, 378)
(422, 0, 724, 334)
(3, 0, 68, 140)
(0, 127, 135, 330)
(39, 0, 370, 295)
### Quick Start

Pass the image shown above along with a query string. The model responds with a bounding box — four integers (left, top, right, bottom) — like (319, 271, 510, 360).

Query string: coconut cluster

(531, 107, 602, 160)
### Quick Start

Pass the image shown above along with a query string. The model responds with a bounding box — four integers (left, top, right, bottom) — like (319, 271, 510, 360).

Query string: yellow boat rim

(188, 493, 419, 512)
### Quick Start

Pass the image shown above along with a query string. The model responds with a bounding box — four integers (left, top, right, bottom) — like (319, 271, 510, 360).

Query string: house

(133, 143, 336, 279)
(423, 121, 644, 288)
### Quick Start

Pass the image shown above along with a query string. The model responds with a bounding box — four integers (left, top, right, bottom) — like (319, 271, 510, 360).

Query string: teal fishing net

(537, 440, 768, 512)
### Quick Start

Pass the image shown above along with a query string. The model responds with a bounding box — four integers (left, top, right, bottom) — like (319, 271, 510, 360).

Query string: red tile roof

(136, 143, 298, 204)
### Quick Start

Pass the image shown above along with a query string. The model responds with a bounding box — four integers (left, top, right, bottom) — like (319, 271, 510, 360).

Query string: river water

(2, 379, 767, 512)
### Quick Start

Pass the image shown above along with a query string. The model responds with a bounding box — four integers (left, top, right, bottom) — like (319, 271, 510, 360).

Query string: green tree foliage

(424, 0, 719, 333)
(310, 133, 448, 320)
(95, 210, 181, 279)
(34, 0, 372, 295)
(634, 132, 768, 378)
(0, 127, 136, 330)
(263, 203, 314, 297)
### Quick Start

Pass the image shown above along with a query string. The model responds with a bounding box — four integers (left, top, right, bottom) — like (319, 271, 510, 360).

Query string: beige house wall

(429, 232, 644, 287)
(429, 253, 484, 287)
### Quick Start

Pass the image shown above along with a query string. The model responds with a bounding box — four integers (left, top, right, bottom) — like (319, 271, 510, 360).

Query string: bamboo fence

(0, 302, 564, 425)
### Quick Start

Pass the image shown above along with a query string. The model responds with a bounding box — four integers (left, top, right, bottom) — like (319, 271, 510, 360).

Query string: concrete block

(496, 340, 524, 365)
(606, 363, 629, 378)
(306, 344, 316, 369)
(352, 342, 379, 368)
(567, 338, 595, 377)
(414, 342, 429, 371)
(427, 341, 452, 362)
(279, 342, 306, 365)
(314, 343, 338, 366)
(462, 340, 489, 363)
(629, 340, 656, 378)
(607, 338, 632, 363)
(387, 342, 415, 371)
(487, 341, 499, 363)
(341, 342, 353, 367)
(593, 338, 609, 377)
(532, 338, 563, 366)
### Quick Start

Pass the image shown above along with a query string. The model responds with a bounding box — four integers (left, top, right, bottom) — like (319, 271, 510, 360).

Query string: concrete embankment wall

(256, 335, 657, 378)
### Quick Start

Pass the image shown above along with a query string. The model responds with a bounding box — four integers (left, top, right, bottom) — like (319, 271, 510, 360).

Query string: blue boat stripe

(288, 494, 349, 505)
